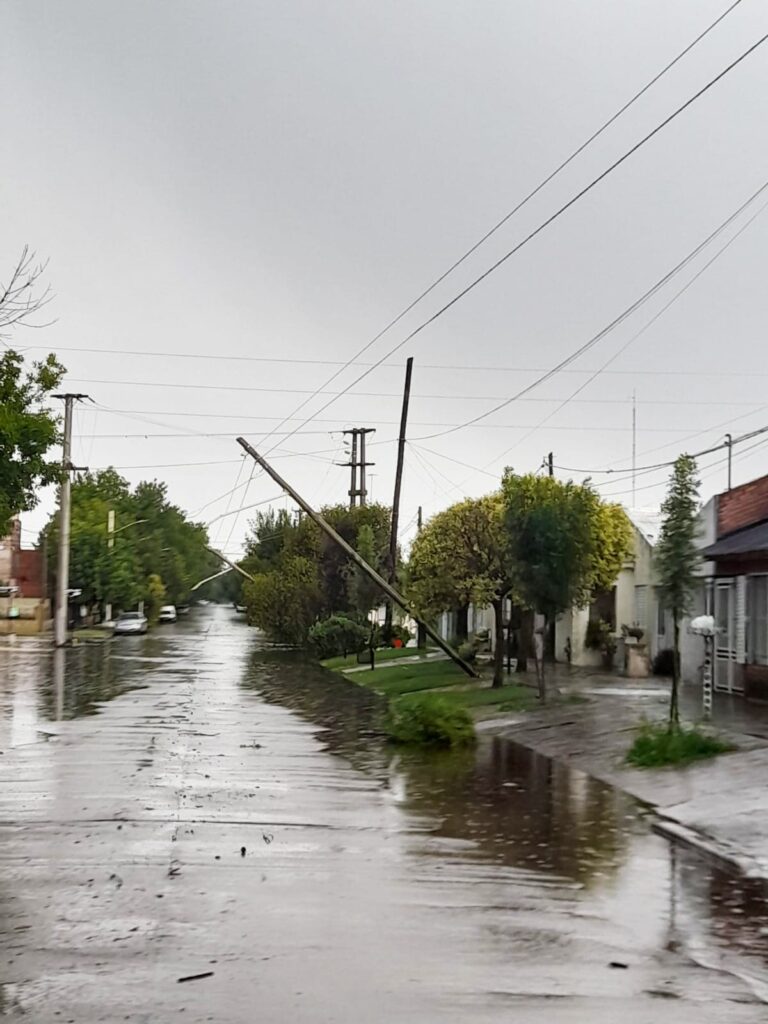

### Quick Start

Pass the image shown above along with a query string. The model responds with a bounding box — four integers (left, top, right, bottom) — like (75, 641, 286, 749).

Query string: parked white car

(158, 605, 177, 623)
(113, 611, 148, 636)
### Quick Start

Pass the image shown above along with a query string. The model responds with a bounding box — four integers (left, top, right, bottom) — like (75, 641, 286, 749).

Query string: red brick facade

(718, 474, 768, 536)
(12, 549, 45, 598)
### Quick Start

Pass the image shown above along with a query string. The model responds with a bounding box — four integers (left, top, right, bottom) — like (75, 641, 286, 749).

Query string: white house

(554, 510, 666, 669)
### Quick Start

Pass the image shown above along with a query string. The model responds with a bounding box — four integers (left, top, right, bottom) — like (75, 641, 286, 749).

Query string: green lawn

(353, 659, 470, 697)
(325, 653, 537, 715)
(321, 646, 437, 671)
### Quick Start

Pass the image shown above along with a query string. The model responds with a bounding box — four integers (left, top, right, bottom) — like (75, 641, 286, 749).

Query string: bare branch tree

(0, 247, 55, 339)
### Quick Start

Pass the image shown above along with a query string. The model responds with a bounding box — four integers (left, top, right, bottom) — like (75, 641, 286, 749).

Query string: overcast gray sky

(4, 0, 768, 554)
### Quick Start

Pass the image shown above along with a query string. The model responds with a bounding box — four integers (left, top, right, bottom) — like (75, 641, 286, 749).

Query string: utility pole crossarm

(236, 436, 478, 678)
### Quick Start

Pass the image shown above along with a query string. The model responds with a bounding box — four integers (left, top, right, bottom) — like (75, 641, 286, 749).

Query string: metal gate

(714, 578, 743, 693)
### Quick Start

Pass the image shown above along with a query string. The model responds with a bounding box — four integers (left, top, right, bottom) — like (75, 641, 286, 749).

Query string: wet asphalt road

(1, 607, 768, 1022)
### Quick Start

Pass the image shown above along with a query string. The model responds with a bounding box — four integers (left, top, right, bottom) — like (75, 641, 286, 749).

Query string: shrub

(385, 694, 476, 748)
(652, 647, 675, 677)
(457, 640, 477, 663)
(309, 615, 369, 660)
(389, 623, 413, 647)
(585, 618, 604, 649)
(627, 723, 732, 768)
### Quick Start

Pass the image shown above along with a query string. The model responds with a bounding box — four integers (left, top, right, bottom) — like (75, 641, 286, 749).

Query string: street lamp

(690, 614, 717, 721)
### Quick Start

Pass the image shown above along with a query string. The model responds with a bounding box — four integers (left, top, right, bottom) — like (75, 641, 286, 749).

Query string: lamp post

(104, 515, 147, 622)
(690, 614, 717, 722)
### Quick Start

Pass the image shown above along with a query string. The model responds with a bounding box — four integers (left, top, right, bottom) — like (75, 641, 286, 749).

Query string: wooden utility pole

(416, 505, 427, 650)
(204, 545, 258, 585)
(547, 452, 554, 478)
(384, 357, 413, 637)
(726, 433, 733, 491)
(236, 437, 478, 678)
(53, 393, 88, 647)
(632, 391, 637, 505)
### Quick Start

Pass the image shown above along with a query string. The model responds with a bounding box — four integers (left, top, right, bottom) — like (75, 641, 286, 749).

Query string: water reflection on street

(1, 609, 767, 1020)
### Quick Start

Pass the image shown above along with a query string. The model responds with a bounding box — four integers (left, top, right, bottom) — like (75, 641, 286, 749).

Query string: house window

(634, 585, 647, 628)
(748, 575, 768, 666)
(590, 588, 616, 629)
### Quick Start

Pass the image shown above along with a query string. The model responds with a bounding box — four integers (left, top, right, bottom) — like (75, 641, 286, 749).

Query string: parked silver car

(113, 611, 148, 636)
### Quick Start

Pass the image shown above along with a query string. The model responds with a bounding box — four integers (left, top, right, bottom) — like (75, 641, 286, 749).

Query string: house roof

(626, 508, 663, 546)
(701, 519, 768, 558)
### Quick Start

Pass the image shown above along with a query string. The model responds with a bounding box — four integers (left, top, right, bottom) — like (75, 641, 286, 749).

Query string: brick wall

(12, 549, 45, 598)
(718, 474, 768, 536)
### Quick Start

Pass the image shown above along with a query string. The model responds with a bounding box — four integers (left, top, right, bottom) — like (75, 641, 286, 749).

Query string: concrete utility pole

(385, 357, 413, 637)
(53, 393, 88, 647)
(726, 433, 733, 491)
(339, 427, 376, 507)
(236, 437, 478, 678)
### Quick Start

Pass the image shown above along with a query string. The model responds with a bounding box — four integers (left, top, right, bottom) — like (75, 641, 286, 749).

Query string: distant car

(158, 605, 177, 623)
(176, 604, 190, 617)
(113, 611, 148, 636)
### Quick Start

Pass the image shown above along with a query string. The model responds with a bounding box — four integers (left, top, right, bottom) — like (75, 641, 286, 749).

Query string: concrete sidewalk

(482, 671, 768, 880)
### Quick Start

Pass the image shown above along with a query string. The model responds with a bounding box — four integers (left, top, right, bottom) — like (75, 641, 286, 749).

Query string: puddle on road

(244, 646, 768, 1001)
(3, 621, 768, 1008)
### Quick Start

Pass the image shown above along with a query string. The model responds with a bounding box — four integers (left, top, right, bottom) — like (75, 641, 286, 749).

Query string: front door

(714, 579, 742, 693)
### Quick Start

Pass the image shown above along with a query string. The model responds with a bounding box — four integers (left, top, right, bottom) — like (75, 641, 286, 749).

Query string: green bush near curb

(385, 693, 476, 748)
(627, 723, 733, 768)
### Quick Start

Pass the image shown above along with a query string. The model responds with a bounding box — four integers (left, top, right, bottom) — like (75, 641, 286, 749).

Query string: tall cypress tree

(654, 455, 701, 727)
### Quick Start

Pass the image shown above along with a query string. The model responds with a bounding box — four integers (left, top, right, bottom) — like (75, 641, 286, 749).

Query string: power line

(78, 395, 768, 415)
(475, 185, 768, 469)
(231, 0, 748, 458)
(563, 422, 768, 489)
(37, 345, 768, 379)
(413, 176, 768, 444)
(262, 30, 768, 456)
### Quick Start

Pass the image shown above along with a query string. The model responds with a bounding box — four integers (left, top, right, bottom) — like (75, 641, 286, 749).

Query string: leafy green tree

(240, 503, 391, 643)
(42, 470, 142, 612)
(243, 556, 322, 644)
(407, 495, 515, 688)
(502, 473, 632, 700)
(145, 574, 167, 625)
(347, 523, 383, 623)
(43, 469, 219, 617)
(654, 455, 701, 727)
(0, 349, 64, 536)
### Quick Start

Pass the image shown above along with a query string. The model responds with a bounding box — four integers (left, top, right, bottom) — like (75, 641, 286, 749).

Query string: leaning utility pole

(384, 358, 413, 637)
(53, 393, 88, 647)
(237, 437, 478, 678)
(204, 546, 258, 585)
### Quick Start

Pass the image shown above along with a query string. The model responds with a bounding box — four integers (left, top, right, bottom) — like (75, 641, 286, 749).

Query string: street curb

(652, 818, 768, 881)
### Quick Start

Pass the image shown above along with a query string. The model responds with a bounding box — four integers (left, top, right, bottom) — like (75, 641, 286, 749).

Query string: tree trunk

(670, 609, 680, 729)
(456, 604, 469, 643)
(535, 613, 547, 702)
(492, 599, 504, 688)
